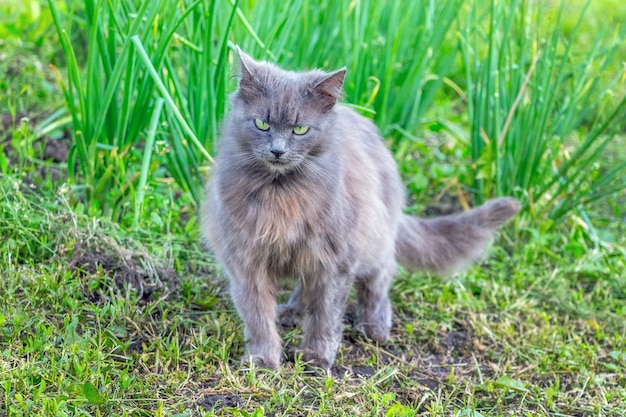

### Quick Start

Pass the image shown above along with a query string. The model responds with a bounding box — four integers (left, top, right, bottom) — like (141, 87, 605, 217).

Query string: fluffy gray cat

(201, 48, 520, 370)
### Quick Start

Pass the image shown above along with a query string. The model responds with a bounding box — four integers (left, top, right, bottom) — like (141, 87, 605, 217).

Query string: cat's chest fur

(214, 167, 347, 277)
(222, 171, 337, 242)
(247, 180, 314, 243)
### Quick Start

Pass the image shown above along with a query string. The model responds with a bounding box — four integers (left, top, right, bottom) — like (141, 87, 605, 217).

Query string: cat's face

(226, 49, 346, 174)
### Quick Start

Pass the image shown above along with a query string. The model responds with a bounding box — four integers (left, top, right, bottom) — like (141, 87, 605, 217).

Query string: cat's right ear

(234, 46, 264, 100)
(313, 68, 346, 112)
(235, 46, 254, 82)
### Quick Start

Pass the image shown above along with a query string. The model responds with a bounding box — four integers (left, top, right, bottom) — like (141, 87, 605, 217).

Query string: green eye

(254, 119, 270, 131)
(293, 125, 309, 135)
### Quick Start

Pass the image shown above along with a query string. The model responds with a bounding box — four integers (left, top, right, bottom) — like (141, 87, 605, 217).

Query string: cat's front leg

(229, 270, 282, 369)
(298, 268, 354, 370)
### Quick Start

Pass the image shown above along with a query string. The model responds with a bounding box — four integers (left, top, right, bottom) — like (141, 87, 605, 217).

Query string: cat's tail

(395, 197, 520, 275)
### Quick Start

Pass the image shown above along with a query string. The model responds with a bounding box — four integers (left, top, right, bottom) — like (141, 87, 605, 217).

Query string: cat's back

(334, 105, 403, 203)
(334, 105, 385, 150)
(332, 105, 405, 263)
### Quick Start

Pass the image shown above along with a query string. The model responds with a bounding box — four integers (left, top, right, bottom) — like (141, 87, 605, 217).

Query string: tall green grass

(50, 0, 625, 228)
(50, 0, 463, 218)
(48, 0, 245, 220)
(462, 0, 626, 224)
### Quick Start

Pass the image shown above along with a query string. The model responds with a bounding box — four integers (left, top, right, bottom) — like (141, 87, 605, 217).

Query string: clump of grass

(49, 0, 464, 218)
(48, 0, 251, 218)
(0, 179, 59, 263)
(0, 177, 176, 293)
(461, 0, 626, 226)
(50, 0, 626, 229)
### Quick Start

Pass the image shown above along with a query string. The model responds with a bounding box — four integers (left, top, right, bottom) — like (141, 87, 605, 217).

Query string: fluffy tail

(395, 197, 520, 275)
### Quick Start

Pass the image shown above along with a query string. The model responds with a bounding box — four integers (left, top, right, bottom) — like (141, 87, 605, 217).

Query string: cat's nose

(270, 148, 285, 158)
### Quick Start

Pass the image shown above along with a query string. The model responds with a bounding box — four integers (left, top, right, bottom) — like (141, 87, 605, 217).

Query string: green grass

(461, 0, 626, 223)
(1, 175, 625, 416)
(43, 0, 626, 225)
(46, 0, 464, 218)
(48, 0, 233, 213)
(2, 0, 626, 416)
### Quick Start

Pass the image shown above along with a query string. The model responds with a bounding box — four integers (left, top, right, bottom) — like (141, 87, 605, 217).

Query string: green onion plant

(462, 0, 626, 225)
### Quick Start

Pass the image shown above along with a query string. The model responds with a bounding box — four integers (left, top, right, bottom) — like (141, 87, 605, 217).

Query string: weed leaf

(251, 408, 265, 417)
(83, 381, 107, 405)
(494, 375, 528, 392)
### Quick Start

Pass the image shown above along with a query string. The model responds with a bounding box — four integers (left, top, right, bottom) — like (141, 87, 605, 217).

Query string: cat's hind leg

(355, 261, 397, 343)
(277, 284, 304, 328)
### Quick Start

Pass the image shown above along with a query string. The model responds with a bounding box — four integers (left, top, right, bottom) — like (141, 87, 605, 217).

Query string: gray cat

(201, 48, 520, 370)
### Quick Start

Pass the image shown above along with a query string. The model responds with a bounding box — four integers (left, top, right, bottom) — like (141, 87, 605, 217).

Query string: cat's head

(225, 47, 346, 174)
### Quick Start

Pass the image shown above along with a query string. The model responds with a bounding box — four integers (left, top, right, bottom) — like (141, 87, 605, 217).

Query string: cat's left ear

(313, 68, 346, 111)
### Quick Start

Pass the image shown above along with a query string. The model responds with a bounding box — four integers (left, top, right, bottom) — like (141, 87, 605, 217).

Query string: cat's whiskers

(220, 151, 262, 167)
(297, 157, 331, 184)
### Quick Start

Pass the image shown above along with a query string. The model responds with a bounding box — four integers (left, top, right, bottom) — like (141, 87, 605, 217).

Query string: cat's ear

(235, 46, 264, 100)
(235, 46, 255, 82)
(313, 68, 346, 111)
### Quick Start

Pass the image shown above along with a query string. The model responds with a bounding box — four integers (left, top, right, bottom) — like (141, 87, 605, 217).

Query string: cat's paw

(355, 321, 391, 343)
(277, 304, 303, 328)
(293, 348, 333, 371)
(240, 342, 283, 370)
(240, 352, 281, 370)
